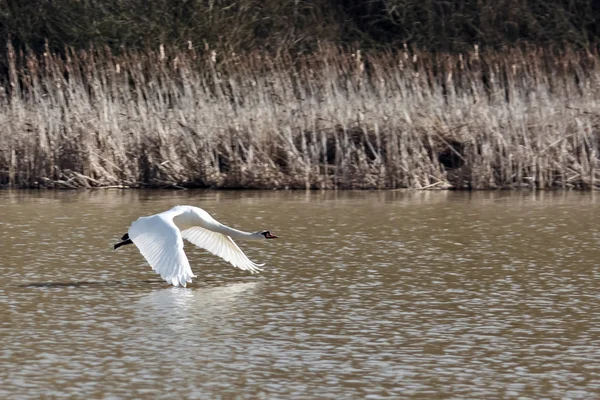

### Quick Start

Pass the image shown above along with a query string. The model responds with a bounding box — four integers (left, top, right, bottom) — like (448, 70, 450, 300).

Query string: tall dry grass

(1, 43, 599, 189)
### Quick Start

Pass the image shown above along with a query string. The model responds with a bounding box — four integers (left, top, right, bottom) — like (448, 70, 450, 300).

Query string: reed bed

(1, 43, 599, 189)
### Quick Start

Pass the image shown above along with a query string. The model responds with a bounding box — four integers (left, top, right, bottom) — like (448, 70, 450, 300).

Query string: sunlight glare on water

(0, 189, 599, 398)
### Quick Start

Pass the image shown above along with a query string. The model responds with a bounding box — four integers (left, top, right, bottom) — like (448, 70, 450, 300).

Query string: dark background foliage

(1, 0, 599, 55)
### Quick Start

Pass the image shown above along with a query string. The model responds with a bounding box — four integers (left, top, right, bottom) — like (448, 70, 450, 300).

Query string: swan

(114, 205, 278, 287)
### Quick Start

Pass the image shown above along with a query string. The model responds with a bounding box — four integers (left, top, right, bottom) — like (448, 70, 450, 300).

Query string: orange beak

(265, 232, 278, 239)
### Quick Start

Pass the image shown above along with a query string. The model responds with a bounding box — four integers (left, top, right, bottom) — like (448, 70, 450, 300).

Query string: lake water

(0, 189, 599, 399)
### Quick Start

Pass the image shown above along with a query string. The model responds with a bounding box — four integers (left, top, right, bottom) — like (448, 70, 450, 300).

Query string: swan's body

(114, 205, 277, 287)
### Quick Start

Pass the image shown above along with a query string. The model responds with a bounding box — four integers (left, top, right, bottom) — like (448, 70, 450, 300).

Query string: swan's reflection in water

(135, 281, 260, 334)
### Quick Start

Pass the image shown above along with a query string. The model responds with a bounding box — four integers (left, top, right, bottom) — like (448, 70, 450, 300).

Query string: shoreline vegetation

(1, 43, 599, 190)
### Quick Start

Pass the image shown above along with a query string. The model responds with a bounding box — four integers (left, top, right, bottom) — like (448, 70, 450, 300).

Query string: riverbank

(1, 44, 599, 190)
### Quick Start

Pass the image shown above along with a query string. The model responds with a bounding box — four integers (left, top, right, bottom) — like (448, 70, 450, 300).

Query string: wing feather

(180, 227, 264, 273)
(128, 214, 196, 287)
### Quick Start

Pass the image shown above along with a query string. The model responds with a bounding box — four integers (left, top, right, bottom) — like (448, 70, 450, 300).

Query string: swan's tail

(114, 233, 133, 250)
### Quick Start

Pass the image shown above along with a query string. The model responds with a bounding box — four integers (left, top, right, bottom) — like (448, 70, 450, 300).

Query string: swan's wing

(128, 214, 196, 287)
(180, 227, 264, 273)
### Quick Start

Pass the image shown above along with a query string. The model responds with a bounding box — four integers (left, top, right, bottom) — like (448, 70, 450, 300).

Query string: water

(0, 189, 599, 399)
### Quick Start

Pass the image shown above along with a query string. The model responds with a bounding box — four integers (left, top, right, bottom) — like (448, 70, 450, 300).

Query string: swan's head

(257, 230, 278, 239)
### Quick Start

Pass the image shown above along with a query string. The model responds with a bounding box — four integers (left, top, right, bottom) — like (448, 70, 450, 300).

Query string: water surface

(1, 190, 599, 398)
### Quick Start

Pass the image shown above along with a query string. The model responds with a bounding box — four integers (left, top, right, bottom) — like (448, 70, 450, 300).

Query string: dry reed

(1, 43, 599, 189)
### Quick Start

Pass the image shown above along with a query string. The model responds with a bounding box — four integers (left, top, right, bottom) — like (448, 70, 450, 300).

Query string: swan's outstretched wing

(128, 214, 196, 287)
(180, 227, 264, 273)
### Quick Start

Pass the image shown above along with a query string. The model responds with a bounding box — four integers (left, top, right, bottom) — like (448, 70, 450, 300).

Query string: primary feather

(122, 205, 276, 287)
(180, 228, 264, 273)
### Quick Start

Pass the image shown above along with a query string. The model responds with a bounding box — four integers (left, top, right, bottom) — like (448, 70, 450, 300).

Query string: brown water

(0, 190, 599, 399)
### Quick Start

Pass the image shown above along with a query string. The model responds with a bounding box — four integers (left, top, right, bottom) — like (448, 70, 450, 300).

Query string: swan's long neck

(213, 223, 259, 240)
(179, 207, 261, 240)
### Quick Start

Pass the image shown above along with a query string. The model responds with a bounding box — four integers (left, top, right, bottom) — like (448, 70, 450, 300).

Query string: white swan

(114, 205, 278, 287)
